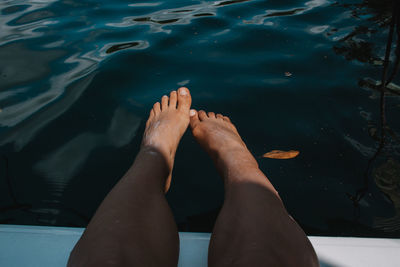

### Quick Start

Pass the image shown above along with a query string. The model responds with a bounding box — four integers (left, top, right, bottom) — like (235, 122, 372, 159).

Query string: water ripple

(244, 0, 331, 25)
(0, 0, 102, 150)
(0, 0, 58, 45)
(107, 0, 253, 33)
(104, 40, 149, 54)
(0, 0, 399, 234)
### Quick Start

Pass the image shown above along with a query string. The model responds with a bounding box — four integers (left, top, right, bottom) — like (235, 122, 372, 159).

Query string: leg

(189, 110, 319, 267)
(68, 87, 192, 267)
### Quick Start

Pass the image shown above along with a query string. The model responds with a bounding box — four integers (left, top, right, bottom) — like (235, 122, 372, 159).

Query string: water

(1, 0, 399, 237)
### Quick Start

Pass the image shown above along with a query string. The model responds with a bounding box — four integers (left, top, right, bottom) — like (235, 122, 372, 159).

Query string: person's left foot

(141, 87, 192, 192)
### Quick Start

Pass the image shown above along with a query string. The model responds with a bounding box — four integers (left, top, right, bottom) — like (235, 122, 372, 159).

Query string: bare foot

(142, 87, 192, 192)
(189, 110, 259, 177)
(190, 111, 318, 267)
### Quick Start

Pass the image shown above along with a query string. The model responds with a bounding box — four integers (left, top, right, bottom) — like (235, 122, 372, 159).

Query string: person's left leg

(68, 87, 192, 267)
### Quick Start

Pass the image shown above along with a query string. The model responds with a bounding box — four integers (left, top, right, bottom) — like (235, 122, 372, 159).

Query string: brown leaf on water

(262, 150, 300, 159)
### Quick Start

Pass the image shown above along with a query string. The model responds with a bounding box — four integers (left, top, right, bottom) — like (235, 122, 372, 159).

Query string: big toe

(189, 109, 200, 129)
(177, 87, 192, 111)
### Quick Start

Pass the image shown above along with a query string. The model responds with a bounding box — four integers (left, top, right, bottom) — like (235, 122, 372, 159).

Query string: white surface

(0, 225, 399, 267)
(309, 236, 400, 267)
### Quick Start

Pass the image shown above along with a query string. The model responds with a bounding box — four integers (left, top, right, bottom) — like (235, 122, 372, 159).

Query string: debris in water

(359, 77, 400, 95)
(262, 150, 300, 159)
(284, 72, 292, 77)
(368, 127, 378, 140)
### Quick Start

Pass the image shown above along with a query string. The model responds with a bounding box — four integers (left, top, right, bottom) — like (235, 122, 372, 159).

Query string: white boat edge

(0, 224, 399, 267)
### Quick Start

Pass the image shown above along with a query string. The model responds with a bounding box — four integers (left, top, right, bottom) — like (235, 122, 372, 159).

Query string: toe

(169, 91, 177, 109)
(216, 114, 224, 120)
(150, 109, 155, 119)
(146, 109, 155, 127)
(207, 112, 216, 118)
(161, 95, 169, 110)
(189, 109, 200, 129)
(153, 102, 161, 115)
(198, 110, 208, 121)
(223, 116, 231, 122)
(177, 87, 192, 111)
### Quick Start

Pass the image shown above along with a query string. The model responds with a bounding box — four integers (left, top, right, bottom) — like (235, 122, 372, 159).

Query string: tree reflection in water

(333, 0, 400, 234)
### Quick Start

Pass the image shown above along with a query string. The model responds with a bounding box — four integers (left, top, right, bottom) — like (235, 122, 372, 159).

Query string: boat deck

(1, 225, 399, 267)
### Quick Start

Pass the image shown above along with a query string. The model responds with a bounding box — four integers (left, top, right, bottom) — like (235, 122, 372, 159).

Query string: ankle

(140, 145, 165, 157)
(214, 147, 259, 175)
(138, 146, 173, 172)
(141, 143, 174, 160)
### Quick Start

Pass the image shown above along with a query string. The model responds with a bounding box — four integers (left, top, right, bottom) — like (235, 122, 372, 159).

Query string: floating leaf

(262, 150, 299, 159)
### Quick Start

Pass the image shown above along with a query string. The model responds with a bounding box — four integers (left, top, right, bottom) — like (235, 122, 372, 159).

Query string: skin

(68, 87, 319, 267)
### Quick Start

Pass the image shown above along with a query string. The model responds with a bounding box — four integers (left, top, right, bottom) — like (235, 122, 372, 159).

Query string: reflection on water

(244, 0, 330, 25)
(0, 0, 399, 236)
(0, 43, 64, 91)
(336, 0, 400, 233)
(34, 107, 141, 194)
(373, 158, 400, 232)
(105, 41, 149, 54)
(0, 72, 96, 151)
(108, 1, 220, 33)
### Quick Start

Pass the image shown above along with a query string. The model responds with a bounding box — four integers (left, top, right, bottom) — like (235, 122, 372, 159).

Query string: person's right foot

(142, 87, 192, 192)
(189, 110, 259, 176)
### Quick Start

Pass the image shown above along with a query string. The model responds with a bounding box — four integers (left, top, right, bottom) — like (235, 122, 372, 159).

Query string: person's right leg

(68, 88, 192, 267)
(189, 110, 319, 267)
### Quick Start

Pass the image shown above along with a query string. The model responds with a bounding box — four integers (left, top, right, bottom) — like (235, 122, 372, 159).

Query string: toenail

(179, 87, 188, 96)
(190, 109, 196, 116)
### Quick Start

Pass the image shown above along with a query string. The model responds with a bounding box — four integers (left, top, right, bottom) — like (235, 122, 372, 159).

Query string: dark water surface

(1, 0, 400, 237)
